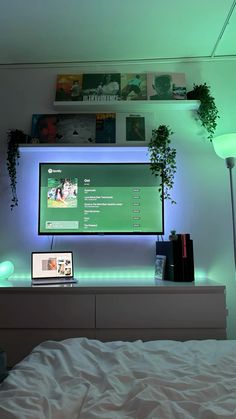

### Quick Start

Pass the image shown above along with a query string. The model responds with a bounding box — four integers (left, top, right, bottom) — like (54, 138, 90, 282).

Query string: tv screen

(38, 163, 164, 235)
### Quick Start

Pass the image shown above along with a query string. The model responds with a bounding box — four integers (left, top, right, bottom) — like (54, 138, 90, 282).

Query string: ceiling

(1, 0, 236, 66)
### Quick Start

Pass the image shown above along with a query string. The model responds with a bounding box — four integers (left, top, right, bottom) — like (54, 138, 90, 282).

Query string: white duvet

(1, 338, 236, 419)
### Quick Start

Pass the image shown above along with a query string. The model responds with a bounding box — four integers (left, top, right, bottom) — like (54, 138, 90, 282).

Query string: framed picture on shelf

(154, 255, 166, 280)
(126, 115, 145, 142)
(120, 73, 147, 100)
(116, 112, 154, 145)
(81, 73, 121, 101)
(147, 72, 187, 100)
(55, 74, 83, 101)
(95, 113, 116, 143)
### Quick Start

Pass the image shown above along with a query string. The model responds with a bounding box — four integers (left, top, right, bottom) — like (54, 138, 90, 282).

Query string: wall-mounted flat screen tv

(38, 163, 164, 235)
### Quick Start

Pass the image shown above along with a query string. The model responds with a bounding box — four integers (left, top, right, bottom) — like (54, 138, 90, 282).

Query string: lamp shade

(213, 133, 236, 159)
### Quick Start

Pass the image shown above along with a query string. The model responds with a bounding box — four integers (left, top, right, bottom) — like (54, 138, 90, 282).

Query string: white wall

(0, 60, 235, 337)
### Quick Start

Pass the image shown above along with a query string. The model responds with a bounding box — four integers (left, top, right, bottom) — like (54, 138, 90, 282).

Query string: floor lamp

(213, 133, 236, 271)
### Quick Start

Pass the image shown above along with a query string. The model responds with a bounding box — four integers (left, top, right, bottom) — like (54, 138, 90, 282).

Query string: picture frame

(147, 72, 187, 100)
(120, 72, 147, 100)
(154, 255, 166, 280)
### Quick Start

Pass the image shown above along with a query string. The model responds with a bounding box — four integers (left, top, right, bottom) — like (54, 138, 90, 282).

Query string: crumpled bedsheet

(1, 338, 236, 418)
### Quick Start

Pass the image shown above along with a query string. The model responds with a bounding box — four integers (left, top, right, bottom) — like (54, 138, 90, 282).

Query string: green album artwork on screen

(39, 163, 164, 234)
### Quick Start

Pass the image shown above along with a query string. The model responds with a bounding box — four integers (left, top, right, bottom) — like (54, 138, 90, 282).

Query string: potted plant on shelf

(6, 129, 30, 210)
(148, 124, 177, 204)
(169, 229, 178, 241)
(187, 82, 219, 141)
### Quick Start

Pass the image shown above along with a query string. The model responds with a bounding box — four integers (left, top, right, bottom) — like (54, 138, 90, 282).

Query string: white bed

(0, 338, 236, 418)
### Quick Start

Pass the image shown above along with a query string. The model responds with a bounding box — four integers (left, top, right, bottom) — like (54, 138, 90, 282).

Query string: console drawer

(0, 294, 95, 328)
(96, 293, 226, 329)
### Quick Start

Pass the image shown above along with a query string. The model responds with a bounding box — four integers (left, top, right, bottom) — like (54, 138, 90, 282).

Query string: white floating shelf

(53, 99, 200, 113)
(19, 143, 149, 150)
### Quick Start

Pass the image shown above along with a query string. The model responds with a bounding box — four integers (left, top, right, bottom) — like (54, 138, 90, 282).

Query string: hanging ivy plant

(187, 83, 219, 141)
(148, 124, 177, 204)
(6, 129, 30, 210)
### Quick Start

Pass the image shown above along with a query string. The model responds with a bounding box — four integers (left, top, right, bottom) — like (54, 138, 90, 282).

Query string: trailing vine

(187, 83, 219, 141)
(148, 125, 177, 204)
(7, 129, 29, 210)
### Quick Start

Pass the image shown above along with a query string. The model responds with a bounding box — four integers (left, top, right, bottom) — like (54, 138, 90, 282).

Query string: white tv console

(0, 280, 227, 366)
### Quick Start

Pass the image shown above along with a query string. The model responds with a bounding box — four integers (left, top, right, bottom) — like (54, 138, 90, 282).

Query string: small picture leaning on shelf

(147, 72, 187, 100)
(95, 113, 116, 143)
(155, 255, 166, 280)
(55, 74, 83, 101)
(121, 73, 147, 100)
(126, 115, 145, 141)
(81, 73, 121, 101)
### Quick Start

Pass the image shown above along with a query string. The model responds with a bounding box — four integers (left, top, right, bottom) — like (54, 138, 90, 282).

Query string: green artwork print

(47, 178, 78, 208)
